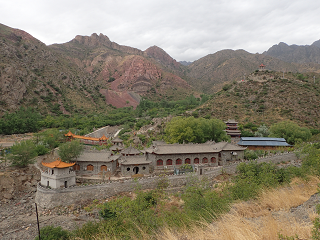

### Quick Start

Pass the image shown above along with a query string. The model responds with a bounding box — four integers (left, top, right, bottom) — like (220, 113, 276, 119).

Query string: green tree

(58, 140, 84, 162)
(269, 120, 312, 145)
(8, 140, 37, 167)
(34, 129, 63, 153)
(254, 124, 270, 137)
(164, 117, 228, 144)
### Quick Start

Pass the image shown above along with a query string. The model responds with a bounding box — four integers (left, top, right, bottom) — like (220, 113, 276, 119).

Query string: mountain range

(1, 22, 320, 117)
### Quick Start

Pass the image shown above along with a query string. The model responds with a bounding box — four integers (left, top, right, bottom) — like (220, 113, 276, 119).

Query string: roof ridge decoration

(41, 158, 75, 168)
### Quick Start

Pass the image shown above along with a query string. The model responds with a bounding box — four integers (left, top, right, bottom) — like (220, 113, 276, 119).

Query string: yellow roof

(41, 158, 75, 168)
(65, 131, 74, 137)
(64, 131, 108, 141)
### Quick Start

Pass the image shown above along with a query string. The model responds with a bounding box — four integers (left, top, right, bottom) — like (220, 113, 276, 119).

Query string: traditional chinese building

(40, 159, 76, 188)
(225, 119, 241, 139)
(145, 141, 246, 170)
(65, 131, 108, 145)
(259, 64, 266, 71)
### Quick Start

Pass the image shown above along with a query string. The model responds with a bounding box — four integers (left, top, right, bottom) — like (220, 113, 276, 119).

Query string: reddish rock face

(144, 46, 181, 70)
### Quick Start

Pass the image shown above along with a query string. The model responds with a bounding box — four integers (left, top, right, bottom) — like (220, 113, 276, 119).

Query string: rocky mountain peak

(144, 45, 181, 70)
(72, 33, 111, 47)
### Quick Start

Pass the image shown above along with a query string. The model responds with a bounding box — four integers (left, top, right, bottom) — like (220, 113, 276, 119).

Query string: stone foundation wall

(35, 152, 297, 208)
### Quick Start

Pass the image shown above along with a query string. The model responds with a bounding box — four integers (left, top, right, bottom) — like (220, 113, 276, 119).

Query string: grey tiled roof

(121, 146, 141, 155)
(146, 141, 245, 155)
(110, 145, 123, 151)
(77, 150, 120, 162)
(120, 155, 151, 165)
(237, 137, 292, 146)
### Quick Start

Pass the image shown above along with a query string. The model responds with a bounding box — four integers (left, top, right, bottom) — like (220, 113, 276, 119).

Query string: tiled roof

(225, 119, 238, 124)
(120, 155, 151, 165)
(41, 158, 75, 168)
(146, 141, 245, 155)
(237, 137, 292, 146)
(121, 146, 141, 155)
(77, 150, 120, 162)
(111, 137, 123, 143)
(110, 145, 123, 151)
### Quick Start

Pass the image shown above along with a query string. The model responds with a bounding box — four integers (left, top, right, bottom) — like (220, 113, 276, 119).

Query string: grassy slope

(155, 177, 320, 240)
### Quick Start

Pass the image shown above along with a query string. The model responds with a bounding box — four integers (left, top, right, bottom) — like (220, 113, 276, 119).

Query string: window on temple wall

(157, 159, 163, 166)
(194, 158, 199, 164)
(166, 159, 172, 165)
(202, 157, 208, 163)
(211, 157, 216, 163)
(100, 165, 108, 172)
(73, 164, 80, 171)
(185, 158, 191, 164)
(176, 159, 182, 165)
(87, 164, 94, 171)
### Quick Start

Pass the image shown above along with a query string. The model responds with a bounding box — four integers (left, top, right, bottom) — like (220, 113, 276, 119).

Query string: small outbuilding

(41, 159, 76, 188)
(120, 155, 151, 176)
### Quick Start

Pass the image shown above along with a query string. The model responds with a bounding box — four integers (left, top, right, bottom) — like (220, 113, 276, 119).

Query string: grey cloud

(0, 0, 320, 61)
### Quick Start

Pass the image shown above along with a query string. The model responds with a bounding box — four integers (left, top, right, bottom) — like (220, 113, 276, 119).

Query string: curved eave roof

(41, 159, 75, 168)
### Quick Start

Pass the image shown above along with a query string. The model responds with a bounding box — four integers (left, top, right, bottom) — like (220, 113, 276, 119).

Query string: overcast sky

(1, 0, 320, 62)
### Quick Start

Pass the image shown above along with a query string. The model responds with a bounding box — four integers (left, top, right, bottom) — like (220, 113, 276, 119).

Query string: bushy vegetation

(0, 95, 210, 136)
(34, 225, 70, 240)
(270, 120, 312, 145)
(8, 140, 37, 167)
(58, 140, 83, 162)
(165, 116, 229, 143)
(0, 107, 41, 134)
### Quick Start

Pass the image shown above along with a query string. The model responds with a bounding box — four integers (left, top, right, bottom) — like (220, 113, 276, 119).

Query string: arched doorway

(100, 165, 108, 172)
(87, 164, 94, 171)
(133, 166, 139, 174)
(73, 164, 80, 171)
(176, 159, 182, 165)
(166, 159, 172, 165)
(185, 158, 191, 164)
(211, 157, 216, 163)
(194, 158, 199, 164)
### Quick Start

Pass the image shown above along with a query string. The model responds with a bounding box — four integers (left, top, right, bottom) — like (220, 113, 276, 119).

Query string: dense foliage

(0, 107, 41, 134)
(165, 116, 229, 143)
(8, 140, 37, 167)
(58, 140, 84, 162)
(0, 95, 210, 135)
(270, 120, 312, 145)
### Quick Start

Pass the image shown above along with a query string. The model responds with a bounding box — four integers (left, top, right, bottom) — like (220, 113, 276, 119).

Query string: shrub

(35, 144, 49, 156)
(34, 225, 69, 240)
(9, 140, 37, 168)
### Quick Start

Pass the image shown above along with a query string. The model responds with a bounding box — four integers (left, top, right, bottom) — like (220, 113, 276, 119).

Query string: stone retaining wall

(35, 152, 297, 208)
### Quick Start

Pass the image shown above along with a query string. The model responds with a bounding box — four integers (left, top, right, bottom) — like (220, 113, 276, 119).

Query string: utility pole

(35, 203, 41, 240)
